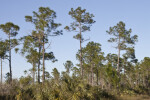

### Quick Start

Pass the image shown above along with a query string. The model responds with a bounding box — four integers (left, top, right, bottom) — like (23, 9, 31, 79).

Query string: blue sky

(0, 0, 150, 79)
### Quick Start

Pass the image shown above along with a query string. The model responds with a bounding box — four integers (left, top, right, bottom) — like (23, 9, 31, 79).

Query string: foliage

(0, 6, 150, 100)
(106, 21, 138, 72)
(65, 7, 95, 77)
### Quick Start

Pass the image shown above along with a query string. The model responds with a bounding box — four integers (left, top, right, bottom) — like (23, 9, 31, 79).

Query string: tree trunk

(42, 37, 45, 82)
(1, 58, 2, 84)
(117, 35, 121, 73)
(91, 63, 94, 86)
(97, 68, 99, 86)
(9, 33, 12, 83)
(146, 71, 149, 87)
(92, 64, 94, 86)
(79, 22, 83, 78)
(32, 63, 35, 84)
(37, 42, 41, 83)
(143, 74, 145, 86)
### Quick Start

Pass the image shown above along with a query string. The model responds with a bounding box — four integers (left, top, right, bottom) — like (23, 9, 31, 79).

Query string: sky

(0, 0, 150, 79)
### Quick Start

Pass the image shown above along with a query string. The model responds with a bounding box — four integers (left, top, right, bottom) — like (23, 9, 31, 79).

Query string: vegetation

(0, 6, 149, 100)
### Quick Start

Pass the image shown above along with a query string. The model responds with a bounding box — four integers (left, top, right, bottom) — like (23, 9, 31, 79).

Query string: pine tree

(106, 21, 138, 73)
(0, 22, 19, 83)
(65, 7, 95, 78)
(25, 7, 62, 82)
(0, 41, 7, 83)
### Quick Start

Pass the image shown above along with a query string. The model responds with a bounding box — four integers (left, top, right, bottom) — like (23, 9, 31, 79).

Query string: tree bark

(97, 68, 99, 86)
(79, 22, 83, 78)
(32, 63, 35, 84)
(42, 37, 45, 82)
(9, 33, 12, 83)
(117, 35, 121, 73)
(37, 42, 41, 83)
(143, 74, 145, 86)
(91, 63, 94, 86)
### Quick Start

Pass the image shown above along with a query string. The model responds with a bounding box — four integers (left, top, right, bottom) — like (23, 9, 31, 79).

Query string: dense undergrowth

(0, 74, 149, 100)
